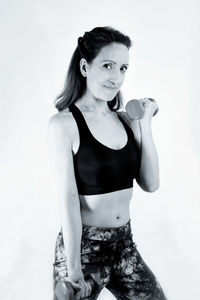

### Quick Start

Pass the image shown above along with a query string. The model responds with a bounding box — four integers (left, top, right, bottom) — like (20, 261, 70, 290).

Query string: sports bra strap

(68, 102, 91, 139)
(69, 102, 134, 142)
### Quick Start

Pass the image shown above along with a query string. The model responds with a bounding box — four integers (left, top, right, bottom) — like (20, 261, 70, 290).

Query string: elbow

(144, 183, 160, 193)
(136, 178, 160, 193)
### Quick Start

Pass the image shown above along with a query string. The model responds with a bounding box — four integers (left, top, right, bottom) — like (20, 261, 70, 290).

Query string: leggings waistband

(81, 219, 132, 242)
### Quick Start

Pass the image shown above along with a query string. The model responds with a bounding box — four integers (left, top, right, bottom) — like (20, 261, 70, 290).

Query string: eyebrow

(100, 60, 129, 66)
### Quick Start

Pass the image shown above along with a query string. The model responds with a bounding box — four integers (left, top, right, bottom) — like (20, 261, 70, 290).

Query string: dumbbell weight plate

(55, 281, 75, 300)
(125, 99, 144, 120)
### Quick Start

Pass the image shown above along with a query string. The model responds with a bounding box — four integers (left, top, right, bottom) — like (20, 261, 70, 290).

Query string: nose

(108, 79, 116, 86)
(108, 70, 122, 87)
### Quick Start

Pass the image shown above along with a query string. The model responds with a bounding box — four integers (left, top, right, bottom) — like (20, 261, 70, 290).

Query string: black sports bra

(68, 102, 141, 195)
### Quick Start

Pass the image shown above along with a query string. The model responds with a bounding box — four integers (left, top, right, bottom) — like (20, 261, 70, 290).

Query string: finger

(74, 290, 82, 300)
(153, 105, 159, 116)
(148, 97, 156, 102)
(138, 98, 159, 118)
(67, 280, 82, 291)
(84, 281, 92, 298)
(74, 291, 81, 300)
(138, 97, 150, 104)
(74, 285, 87, 300)
(140, 97, 157, 105)
(148, 99, 159, 115)
(79, 279, 91, 298)
(144, 98, 159, 112)
(77, 280, 85, 298)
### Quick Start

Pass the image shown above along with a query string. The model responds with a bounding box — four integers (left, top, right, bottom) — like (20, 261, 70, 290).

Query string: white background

(0, 0, 200, 299)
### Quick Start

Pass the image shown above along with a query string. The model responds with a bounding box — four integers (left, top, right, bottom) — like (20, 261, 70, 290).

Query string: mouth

(104, 86, 118, 92)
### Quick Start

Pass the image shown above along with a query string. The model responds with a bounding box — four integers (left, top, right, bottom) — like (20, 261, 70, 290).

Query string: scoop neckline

(72, 103, 129, 151)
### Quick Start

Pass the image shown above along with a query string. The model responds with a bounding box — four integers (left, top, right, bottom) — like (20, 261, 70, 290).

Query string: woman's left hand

(138, 98, 159, 121)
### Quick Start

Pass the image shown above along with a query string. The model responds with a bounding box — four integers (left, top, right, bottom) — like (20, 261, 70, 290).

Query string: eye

(121, 66, 128, 72)
(103, 63, 112, 70)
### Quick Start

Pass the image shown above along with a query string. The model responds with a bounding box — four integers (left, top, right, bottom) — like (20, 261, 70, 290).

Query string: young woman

(48, 26, 167, 300)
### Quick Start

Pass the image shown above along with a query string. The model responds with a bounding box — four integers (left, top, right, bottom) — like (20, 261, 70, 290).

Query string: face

(81, 43, 129, 102)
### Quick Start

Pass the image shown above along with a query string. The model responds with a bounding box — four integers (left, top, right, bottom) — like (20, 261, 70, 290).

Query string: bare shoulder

(47, 107, 76, 148)
(48, 108, 74, 136)
(48, 107, 71, 125)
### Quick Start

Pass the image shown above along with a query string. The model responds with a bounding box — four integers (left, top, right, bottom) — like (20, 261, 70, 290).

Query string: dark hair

(54, 26, 132, 112)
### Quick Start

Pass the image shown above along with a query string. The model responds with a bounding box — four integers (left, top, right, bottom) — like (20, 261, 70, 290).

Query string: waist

(82, 219, 132, 242)
(80, 187, 132, 227)
(79, 187, 133, 208)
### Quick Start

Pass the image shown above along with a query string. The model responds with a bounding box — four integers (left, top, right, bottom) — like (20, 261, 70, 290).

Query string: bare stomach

(79, 187, 133, 228)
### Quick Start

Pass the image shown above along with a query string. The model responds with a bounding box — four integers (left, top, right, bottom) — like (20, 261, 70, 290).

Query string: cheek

(87, 72, 104, 92)
(87, 77, 99, 94)
(119, 74, 126, 85)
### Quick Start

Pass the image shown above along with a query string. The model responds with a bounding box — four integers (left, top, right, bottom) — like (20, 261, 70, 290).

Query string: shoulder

(47, 107, 75, 146)
(48, 107, 74, 131)
(117, 111, 142, 149)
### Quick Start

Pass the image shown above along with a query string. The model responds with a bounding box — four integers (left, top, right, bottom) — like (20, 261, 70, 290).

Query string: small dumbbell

(55, 274, 98, 300)
(55, 281, 75, 300)
(125, 98, 159, 120)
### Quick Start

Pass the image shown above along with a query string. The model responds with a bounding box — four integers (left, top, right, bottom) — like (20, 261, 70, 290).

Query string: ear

(79, 58, 88, 77)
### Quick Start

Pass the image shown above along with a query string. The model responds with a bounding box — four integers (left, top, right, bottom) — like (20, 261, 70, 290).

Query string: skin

(48, 42, 159, 299)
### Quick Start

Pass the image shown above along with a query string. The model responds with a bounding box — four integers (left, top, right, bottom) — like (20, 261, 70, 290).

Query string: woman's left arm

(119, 98, 159, 192)
(135, 117, 159, 192)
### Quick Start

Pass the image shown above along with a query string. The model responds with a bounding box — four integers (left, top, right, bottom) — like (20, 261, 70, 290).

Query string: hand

(73, 279, 92, 300)
(138, 98, 159, 121)
(65, 270, 92, 300)
(125, 98, 159, 121)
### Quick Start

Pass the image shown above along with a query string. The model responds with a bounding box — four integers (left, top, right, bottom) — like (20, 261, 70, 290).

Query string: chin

(103, 92, 117, 102)
(94, 96, 114, 103)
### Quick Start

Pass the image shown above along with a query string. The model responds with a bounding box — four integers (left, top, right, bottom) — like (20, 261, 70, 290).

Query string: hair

(54, 26, 132, 112)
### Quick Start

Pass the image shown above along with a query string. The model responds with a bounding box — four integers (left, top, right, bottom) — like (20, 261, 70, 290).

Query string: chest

(73, 116, 140, 188)
(72, 113, 129, 155)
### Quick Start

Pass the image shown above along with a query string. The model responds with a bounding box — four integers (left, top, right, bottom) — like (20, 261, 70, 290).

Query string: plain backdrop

(0, 0, 200, 299)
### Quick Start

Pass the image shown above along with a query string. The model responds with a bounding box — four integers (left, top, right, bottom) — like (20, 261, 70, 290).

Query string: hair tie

(77, 37, 84, 57)
(78, 37, 83, 45)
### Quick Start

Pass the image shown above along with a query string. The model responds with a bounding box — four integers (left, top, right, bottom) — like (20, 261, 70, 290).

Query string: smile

(104, 86, 118, 91)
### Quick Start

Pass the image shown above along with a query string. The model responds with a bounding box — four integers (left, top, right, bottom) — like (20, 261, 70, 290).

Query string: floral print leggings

(53, 219, 167, 300)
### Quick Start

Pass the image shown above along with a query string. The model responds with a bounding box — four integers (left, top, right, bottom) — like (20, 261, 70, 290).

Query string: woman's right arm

(47, 113, 83, 280)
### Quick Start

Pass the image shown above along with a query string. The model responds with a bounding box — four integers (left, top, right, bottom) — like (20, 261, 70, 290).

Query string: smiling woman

(78, 42, 129, 105)
(48, 26, 167, 300)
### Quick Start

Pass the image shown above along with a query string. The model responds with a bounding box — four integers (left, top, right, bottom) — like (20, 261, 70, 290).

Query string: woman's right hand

(66, 270, 92, 300)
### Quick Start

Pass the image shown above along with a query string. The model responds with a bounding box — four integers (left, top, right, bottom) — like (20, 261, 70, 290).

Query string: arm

(118, 98, 159, 192)
(47, 114, 83, 278)
(135, 118, 160, 192)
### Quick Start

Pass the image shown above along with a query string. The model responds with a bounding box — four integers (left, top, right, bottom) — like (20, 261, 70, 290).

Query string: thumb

(67, 280, 82, 290)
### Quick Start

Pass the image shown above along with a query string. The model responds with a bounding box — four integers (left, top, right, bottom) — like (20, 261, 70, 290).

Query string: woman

(48, 26, 167, 300)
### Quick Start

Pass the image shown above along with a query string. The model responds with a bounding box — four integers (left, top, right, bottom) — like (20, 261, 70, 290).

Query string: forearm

(60, 199, 83, 274)
(137, 119, 159, 192)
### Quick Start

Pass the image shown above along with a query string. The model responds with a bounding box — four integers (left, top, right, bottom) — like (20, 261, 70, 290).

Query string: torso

(79, 189, 132, 228)
(60, 104, 135, 228)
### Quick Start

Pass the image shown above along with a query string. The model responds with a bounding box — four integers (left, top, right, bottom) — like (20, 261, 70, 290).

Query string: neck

(76, 92, 111, 113)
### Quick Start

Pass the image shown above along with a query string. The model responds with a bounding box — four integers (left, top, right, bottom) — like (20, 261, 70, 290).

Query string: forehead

(93, 43, 129, 64)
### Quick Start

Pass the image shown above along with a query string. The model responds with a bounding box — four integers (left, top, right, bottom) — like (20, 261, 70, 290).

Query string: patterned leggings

(53, 219, 167, 300)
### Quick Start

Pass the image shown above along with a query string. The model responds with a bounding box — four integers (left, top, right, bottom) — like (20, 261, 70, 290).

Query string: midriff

(79, 187, 133, 228)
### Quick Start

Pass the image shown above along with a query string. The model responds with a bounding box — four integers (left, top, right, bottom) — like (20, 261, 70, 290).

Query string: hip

(53, 219, 135, 268)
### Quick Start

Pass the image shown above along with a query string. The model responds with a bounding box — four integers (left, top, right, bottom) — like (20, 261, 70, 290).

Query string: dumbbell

(125, 98, 159, 120)
(55, 274, 97, 300)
